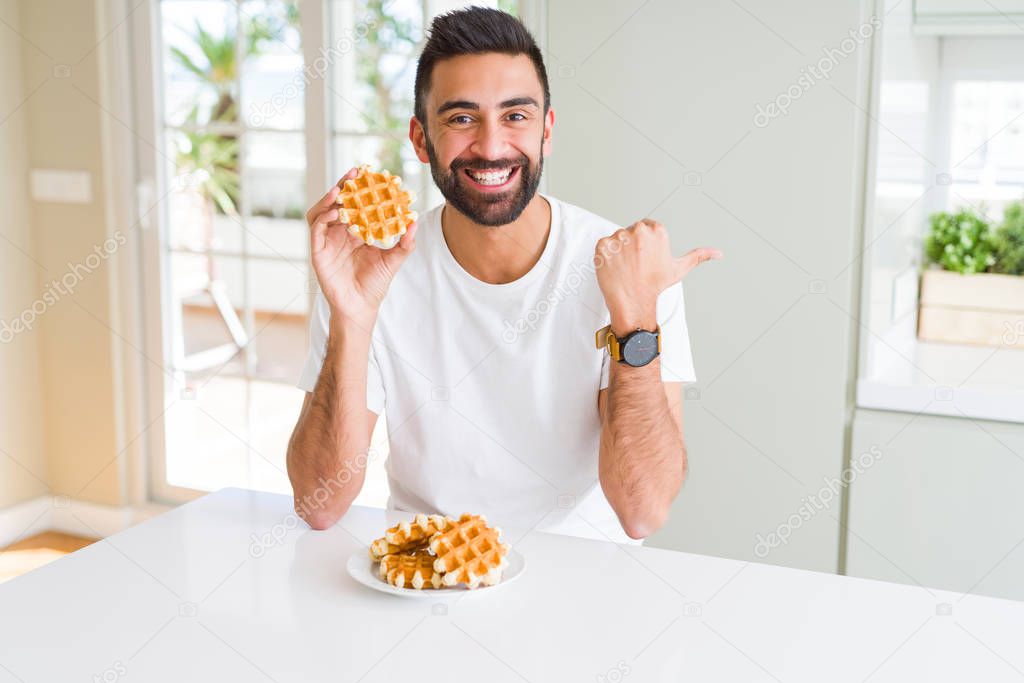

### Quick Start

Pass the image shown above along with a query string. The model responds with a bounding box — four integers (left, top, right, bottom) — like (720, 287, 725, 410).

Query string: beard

(424, 134, 543, 227)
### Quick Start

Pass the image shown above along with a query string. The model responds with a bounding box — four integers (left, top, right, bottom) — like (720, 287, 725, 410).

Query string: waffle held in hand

(337, 165, 417, 249)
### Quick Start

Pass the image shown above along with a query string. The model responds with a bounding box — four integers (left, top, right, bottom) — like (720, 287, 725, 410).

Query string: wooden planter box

(918, 269, 1024, 349)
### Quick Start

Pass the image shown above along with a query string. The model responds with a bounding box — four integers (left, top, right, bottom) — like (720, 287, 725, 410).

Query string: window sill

(857, 331, 1024, 425)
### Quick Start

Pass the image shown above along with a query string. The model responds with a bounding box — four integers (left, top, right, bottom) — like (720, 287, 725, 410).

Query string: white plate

(346, 550, 526, 599)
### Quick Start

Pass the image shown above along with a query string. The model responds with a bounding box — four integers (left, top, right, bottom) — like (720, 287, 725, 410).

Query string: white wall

(545, 0, 872, 572)
(10, 0, 123, 508)
(0, 0, 48, 510)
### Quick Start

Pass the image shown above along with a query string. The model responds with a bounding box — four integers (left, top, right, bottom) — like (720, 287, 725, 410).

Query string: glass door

(135, 0, 521, 505)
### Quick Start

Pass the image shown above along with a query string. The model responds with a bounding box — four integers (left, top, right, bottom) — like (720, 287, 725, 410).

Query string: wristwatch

(595, 324, 661, 367)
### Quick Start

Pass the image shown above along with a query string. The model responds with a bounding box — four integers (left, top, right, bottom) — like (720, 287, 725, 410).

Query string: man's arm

(593, 218, 720, 539)
(598, 365, 685, 540)
(287, 169, 419, 530)
(286, 315, 378, 530)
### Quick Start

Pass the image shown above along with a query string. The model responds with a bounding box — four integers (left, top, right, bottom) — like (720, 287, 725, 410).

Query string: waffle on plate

(368, 512, 510, 590)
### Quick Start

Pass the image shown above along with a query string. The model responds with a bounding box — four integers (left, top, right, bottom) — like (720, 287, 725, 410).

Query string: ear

(409, 116, 430, 163)
(541, 107, 555, 158)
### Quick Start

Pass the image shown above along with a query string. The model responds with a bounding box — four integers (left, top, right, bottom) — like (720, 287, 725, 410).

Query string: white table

(1, 487, 1022, 682)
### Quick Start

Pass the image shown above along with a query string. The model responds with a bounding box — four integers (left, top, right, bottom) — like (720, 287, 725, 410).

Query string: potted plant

(992, 202, 1024, 277)
(918, 202, 1024, 348)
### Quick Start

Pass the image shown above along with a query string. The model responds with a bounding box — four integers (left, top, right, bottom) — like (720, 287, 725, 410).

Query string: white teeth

(467, 168, 513, 185)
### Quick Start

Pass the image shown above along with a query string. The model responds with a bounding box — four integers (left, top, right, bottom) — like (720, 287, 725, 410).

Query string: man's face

(411, 52, 554, 227)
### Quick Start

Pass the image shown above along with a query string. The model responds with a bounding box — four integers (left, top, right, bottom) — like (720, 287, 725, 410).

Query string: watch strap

(595, 324, 662, 362)
(595, 324, 622, 361)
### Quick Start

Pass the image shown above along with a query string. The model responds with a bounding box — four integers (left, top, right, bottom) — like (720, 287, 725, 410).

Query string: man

(288, 7, 720, 544)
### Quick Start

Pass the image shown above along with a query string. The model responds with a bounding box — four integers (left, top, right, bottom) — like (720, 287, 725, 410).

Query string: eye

(449, 114, 474, 124)
(507, 112, 527, 121)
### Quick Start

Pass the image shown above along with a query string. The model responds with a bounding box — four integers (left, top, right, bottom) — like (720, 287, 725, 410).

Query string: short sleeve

(600, 282, 697, 389)
(296, 291, 386, 415)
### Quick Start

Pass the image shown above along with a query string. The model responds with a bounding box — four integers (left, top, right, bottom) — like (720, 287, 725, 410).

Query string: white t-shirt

(298, 193, 697, 544)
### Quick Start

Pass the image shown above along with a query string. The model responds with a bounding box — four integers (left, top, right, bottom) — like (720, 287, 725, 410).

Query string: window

(855, 2, 1024, 424)
(140, 0, 521, 505)
(948, 80, 1024, 213)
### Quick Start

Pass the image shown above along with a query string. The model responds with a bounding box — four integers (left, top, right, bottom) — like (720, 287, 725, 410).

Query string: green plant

(175, 105, 240, 217)
(924, 207, 996, 275)
(992, 201, 1024, 276)
(169, 14, 288, 123)
(169, 10, 292, 215)
(170, 23, 237, 122)
(357, 0, 418, 175)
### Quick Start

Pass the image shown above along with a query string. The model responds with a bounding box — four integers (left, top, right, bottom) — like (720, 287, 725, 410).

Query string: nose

(469, 116, 509, 162)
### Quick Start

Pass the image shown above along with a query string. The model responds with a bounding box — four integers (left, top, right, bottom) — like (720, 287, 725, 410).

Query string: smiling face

(410, 52, 554, 227)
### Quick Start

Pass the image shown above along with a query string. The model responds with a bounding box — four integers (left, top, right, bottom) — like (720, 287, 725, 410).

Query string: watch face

(622, 330, 659, 367)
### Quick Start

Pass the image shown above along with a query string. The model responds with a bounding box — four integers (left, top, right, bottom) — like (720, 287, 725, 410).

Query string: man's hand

(307, 167, 419, 325)
(594, 219, 721, 335)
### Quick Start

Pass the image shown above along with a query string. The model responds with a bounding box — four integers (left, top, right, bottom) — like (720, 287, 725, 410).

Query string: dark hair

(414, 6, 550, 127)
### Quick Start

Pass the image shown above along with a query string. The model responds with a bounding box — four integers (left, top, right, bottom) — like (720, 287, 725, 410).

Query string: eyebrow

(436, 96, 540, 115)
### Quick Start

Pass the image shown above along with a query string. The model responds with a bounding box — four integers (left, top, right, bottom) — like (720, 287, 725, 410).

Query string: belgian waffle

(379, 549, 444, 589)
(337, 165, 417, 249)
(428, 513, 510, 589)
(368, 513, 452, 560)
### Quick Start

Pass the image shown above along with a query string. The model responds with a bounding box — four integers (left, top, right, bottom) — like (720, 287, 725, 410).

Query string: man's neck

(441, 194, 552, 285)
